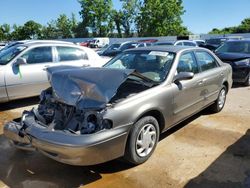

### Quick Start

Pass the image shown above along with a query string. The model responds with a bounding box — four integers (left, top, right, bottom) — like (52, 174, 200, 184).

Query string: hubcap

(136, 124, 156, 157)
(218, 89, 226, 109)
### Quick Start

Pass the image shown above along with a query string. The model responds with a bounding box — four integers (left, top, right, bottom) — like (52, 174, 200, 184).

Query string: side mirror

(173, 72, 194, 83)
(14, 58, 27, 66)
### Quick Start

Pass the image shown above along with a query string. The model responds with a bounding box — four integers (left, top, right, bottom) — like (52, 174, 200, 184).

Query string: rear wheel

(210, 86, 227, 113)
(124, 116, 159, 165)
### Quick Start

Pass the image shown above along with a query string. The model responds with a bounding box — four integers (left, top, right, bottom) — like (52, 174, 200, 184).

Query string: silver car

(4, 46, 232, 166)
(0, 40, 109, 102)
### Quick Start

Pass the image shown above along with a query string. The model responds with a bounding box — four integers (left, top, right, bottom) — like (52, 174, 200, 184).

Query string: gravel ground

(0, 85, 250, 188)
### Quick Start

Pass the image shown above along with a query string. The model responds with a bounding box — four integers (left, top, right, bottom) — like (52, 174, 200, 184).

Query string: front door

(172, 52, 204, 124)
(5, 46, 53, 100)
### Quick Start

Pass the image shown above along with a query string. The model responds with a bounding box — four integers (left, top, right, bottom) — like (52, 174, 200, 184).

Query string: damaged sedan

(4, 46, 232, 166)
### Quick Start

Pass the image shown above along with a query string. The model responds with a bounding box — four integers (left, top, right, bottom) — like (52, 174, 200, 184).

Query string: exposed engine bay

(27, 78, 150, 135)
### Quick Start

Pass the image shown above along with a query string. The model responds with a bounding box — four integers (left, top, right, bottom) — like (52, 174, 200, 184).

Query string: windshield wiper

(128, 71, 159, 87)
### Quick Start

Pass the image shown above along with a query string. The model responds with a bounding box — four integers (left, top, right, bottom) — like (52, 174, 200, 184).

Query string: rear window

(57, 47, 88, 61)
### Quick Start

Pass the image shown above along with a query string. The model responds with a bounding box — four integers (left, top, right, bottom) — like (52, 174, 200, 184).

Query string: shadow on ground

(0, 97, 39, 111)
(0, 134, 135, 188)
(185, 129, 250, 188)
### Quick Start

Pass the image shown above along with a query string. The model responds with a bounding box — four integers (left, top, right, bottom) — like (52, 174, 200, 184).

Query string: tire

(243, 74, 250, 86)
(210, 86, 227, 113)
(124, 116, 160, 165)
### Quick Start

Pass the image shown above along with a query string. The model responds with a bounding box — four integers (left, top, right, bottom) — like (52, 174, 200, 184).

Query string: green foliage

(209, 18, 250, 34)
(0, 0, 194, 40)
(78, 0, 113, 37)
(56, 14, 74, 38)
(8, 21, 42, 40)
(120, 0, 141, 37)
(136, 0, 188, 37)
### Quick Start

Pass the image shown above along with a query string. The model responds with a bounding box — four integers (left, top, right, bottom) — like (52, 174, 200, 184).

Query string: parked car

(215, 40, 250, 86)
(0, 42, 6, 50)
(194, 40, 205, 47)
(203, 38, 227, 51)
(154, 40, 198, 47)
(0, 41, 109, 102)
(89, 38, 109, 48)
(4, 46, 232, 166)
(100, 41, 140, 57)
(79, 40, 93, 47)
(137, 39, 158, 43)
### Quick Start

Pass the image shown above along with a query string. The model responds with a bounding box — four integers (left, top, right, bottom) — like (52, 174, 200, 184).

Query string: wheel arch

(134, 109, 166, 134)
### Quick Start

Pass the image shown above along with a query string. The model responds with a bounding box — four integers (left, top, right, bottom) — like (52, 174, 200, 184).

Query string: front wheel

(210, 86, 227, 113)
(124, 116, 159, 165)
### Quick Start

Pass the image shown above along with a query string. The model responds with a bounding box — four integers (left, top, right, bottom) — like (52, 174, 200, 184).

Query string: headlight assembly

(234, 59, 250, 66)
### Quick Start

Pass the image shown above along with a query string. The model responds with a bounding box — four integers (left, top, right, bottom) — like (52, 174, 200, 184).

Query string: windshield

(0, 45, 27, 65)
(216, 41, 250, 54)
(104, 51, 175, 83)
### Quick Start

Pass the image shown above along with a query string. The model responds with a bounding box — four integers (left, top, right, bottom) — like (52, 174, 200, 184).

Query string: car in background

(89, 38, 109, 48)
(79, 40, 93, 47)
(0, 42, 6, 50)
(215, 40, 250, 86)
(203, 37, 243, 51)
(154, 40, 198, 47)
(99, 41, 149, 57)
(0, 41, 110, 102)
(138, 39, 158, 43)
(4, 46, 232, 166)
(203, 38, 228, 51)
(194, 40, 205, 47)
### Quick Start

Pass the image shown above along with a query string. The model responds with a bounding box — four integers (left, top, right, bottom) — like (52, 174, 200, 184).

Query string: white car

(0, 40, 109, 102)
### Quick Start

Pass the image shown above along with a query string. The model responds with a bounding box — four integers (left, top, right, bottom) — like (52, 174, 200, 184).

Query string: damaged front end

(4, 67, 151, 165)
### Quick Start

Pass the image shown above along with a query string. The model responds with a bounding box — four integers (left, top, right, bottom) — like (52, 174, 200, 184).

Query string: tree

(120, 0, 140, 37)
(209, 18, 250, 34)
(235, 18, 250, 33)
(78, 0, 113, 37)
(41, 20, 59, 39)
(0, 24, 11, 40)
(56, 14, 74, 38)
(136, 0, 188, 37)
(21, 20, 42, 39)
(111, 9, 123, 37)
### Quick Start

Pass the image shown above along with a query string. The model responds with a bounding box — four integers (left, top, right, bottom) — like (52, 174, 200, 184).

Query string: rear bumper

(4, 115, 131, 166)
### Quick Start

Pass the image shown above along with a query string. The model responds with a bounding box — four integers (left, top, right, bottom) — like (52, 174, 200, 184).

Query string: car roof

(125, 45, 196, 53)
(17, 41, 76, 47)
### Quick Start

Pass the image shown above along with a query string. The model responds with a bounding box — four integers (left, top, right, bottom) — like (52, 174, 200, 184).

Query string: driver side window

(177, 52, 199, 74)
(21, 47, 53, 64)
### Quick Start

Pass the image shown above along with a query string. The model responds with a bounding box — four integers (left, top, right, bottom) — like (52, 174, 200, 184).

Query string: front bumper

(4, 115, 131, 166)
(231, 66, 250, 83)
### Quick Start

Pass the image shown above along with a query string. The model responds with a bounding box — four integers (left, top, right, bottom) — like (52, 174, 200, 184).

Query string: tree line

(0, 0, 189, 41)
(209, 18, 250, 34)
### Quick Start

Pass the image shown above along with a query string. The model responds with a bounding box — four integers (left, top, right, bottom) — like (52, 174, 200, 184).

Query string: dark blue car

(216, 40, 250, 86)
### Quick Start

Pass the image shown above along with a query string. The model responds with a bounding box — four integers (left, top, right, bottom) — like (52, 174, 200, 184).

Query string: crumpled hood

(47, 66, 135, 109)
(216, 52, 250, 62)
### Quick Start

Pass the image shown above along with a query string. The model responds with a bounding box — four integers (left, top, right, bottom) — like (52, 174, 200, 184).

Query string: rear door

(55, 46, 90, 67)
(194, 50, 224, 105)
(5, 46, 53, 100)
